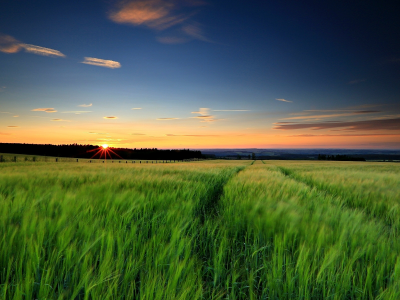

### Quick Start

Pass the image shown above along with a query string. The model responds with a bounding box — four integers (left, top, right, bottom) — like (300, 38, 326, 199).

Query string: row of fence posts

(0, 155, 200, 163)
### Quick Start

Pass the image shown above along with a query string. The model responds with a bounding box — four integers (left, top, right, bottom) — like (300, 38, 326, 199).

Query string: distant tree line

(318, 154, 366, 161)
(0, 143, 202, 160)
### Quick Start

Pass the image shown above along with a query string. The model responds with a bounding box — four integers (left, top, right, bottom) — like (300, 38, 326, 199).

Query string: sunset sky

(1, 0, 399, 149)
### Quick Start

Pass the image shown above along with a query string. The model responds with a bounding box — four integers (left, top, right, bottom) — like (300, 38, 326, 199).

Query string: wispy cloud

(166, 134, 219, 137)
(62, 111, 92, 114)
(0, 111, 11, 114)
(191, 107, 210, 115)
(32, 108, 57, 113)
(276, 98, 293, 103)
(13, 115, 19, 117)
(109, 0, 194, 30)
(131, 107, 142, 110)
(81, 57, 121, 69)
(78, 103, 92, 107)
(348, 79, 366, 85)
(283, 110, 380, 120)
(0, 34, 66, 57)
(274, 117, 400, 131)
(22, 44, 65, 57)
(0, 86, 6, 92)
(156, 36, 189, 44)
(288, 133, 400, 137)
(104, 116, 118, 119)
(109, 0, 208, 43)
(51, 119, 70, 122)
(213, 109, 250, 112)
(181, 23, 209, 42)
(157, 117, 180, 120)
(0, 132, 11, 135)
(0, 34, 21, 53)
(132, 133, 146, 135)
(7, 126, 19, 128)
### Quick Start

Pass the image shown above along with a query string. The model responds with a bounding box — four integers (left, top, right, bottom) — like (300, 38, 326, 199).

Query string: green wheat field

(1, 159, 400, 299)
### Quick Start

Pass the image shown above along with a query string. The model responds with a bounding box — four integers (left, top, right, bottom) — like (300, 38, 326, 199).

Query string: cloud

(166, 134, 220, 137)
(348, 79, 366, 85)
(62, 111, 92, 114)
(31, 108, 57, 113)
(273, 117, 400, 131)
(7, 126, 19, 128)
(13, 115, 19, 117)
(157, 117, 180, 120)
(213, 109, 250, 112)
(109, 1, 208, 43)
(181, 23, 209, 42)
(276, 98, 293, 103)
(81, 57, 121, 69)
(22, 44, 65, 57)
(156, 36, 189, 44)
(0, 86, 6, 92)
(109, 0, 193, 30)
(104, 116, 118, 119)
(0, 111, 11, 114)
(131, 107, 142, 110)
(51, 119, 70, 122)
(0, 34, 65, 57)
(283, 110, 380, 120)
(0, 34, 22, 53)
(0, 132, 11, 135)
(78, 103, 92, 107)
(132, 133, 146, 135)
(288, 133, 400, 137)
(191, 107, 210, 115)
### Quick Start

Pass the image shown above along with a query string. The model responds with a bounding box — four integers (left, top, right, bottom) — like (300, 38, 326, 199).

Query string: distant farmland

(1, 160, 399, 299)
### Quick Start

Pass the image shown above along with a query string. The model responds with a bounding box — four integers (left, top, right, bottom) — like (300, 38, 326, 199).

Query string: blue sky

(1, 0, 399, 148)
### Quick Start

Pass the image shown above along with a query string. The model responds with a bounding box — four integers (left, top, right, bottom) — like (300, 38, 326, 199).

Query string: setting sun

(102, 144, 109, 149)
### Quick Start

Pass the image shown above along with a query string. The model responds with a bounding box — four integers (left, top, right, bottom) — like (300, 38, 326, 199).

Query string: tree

(251, 152, 256, 160)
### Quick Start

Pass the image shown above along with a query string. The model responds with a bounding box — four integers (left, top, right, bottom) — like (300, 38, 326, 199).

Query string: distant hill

(199, 148, 400, 161)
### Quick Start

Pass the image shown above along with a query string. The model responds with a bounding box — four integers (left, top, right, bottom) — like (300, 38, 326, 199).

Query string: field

(1, 159, 400, 299)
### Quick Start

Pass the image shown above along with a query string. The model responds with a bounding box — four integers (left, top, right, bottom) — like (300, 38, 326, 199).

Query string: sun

(102, 144, 109, 149)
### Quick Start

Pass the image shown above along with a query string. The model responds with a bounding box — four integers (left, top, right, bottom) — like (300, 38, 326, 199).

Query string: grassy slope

(0, 160, 399, 299)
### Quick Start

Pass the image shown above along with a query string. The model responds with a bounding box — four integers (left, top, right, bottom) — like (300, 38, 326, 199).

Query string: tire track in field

(193, 163, 249, 224)
(275, 166, 397, 231)
(191, 162, 253, 298)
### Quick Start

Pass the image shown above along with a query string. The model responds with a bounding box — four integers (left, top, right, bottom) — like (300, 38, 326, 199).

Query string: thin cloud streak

(276, 98, 293, 103)
(131, 108, 142, 110)
(7, 126, 19, 128)
(51, 119, 70, 122)
(166, 134, 220, 137)
(213, 109, 250, 112)
(78, 103, 92, 107)
(62, 111, 92, 114)
(288, 133, 400, 137)
(157, 117, 180, 120)
(82, 57, 121, 69)
(348, 79, 366, 85)
(32, 108, 57, 113)
(283, 111, 380, 120)
(22, 44, 65, 57)
(274, 117, 400, 131)
(0, 34, 66, 57)
(104, 116, 118, 119)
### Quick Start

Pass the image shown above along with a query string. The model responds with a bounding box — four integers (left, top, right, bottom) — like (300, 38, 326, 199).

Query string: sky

(0, 0, 399, 149)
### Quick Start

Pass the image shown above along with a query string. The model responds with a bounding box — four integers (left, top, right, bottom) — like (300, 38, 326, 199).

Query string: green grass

(0, 159, 399, 299)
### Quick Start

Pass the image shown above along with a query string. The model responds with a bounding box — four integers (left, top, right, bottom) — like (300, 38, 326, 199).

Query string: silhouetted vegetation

(0, 143, 202, 160)
(318, 154, 366, 161)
